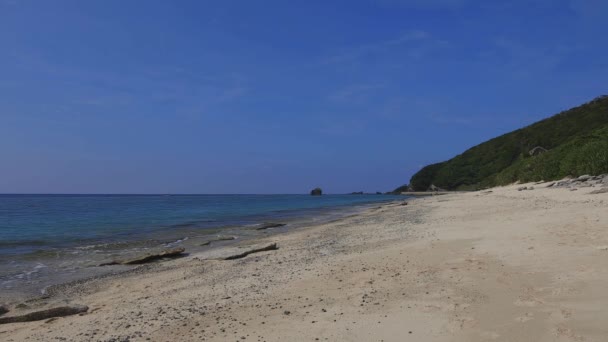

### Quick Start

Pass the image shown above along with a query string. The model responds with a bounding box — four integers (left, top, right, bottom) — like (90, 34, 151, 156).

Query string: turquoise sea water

(0, 194, 403, 297)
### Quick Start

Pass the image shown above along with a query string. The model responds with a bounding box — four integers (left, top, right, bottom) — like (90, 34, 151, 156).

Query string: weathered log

(0, 305, 88, 324)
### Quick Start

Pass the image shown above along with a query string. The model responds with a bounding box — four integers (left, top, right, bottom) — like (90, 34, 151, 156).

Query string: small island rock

(310, 188, 322, 196)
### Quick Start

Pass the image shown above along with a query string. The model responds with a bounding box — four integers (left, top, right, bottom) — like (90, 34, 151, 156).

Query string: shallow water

(0, 194, 404, 298)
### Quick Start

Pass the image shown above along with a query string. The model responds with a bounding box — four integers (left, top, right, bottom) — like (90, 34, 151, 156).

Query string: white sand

(2, 182, 607, 341)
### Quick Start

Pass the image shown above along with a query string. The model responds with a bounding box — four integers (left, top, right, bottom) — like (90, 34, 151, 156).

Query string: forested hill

(408, 95, 608, 191)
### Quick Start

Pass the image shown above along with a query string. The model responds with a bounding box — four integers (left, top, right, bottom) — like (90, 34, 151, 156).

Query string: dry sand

(1, 182, 607, 341)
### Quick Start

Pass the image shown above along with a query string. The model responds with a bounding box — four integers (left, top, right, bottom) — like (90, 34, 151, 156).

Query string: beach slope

(2, 183, 607, 341)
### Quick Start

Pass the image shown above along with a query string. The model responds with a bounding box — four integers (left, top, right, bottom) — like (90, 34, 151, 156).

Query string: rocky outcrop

(428, 184, 446, 192)
(0, 305, 8, 316)
(546, 174, 608, 191)
(589, 188, 608, 194)
(310, 188, 322, 196)
(576, 174, 592, 182)
(0, 305, 88, 324)
(99, 248, 186, 266)
(529, 146, 548, 156)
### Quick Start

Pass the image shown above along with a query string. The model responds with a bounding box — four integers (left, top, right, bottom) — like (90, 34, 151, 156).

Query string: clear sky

(1, 0, 607, 194)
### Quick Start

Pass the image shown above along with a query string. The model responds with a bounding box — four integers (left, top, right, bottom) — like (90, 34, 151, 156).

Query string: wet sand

(0, 201, 384, 301)
(1, 183, 607, 341)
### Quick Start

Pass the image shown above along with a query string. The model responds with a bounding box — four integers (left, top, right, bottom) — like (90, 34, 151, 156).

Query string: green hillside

(408, 95, 608, 191)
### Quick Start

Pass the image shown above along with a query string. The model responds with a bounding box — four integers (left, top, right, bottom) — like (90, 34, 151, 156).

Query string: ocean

(0, 194, 404, 298)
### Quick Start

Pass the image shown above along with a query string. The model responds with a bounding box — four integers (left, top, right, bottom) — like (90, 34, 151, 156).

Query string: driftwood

(200, 236, 236, 246)
(99, 248, 185, 266)
(0, 305, 88, 324)
(223, 243, 278, 260)
(256, 223, 286, 230)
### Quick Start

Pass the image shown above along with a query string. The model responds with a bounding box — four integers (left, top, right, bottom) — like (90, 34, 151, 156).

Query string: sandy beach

(1, 182, 607, 341)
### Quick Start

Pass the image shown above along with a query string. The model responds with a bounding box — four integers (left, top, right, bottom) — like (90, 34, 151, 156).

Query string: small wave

(18, 248, 67, 260)
(164, 237, 189, 247)
(74, 244, 99, 250)
(10, 263, 47, 280)
(72, 239, 159, 252)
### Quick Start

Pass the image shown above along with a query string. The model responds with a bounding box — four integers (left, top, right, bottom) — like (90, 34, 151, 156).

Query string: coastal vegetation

(408, 95, 608, 191)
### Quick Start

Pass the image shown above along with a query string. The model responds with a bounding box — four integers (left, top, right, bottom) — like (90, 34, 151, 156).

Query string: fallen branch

(223, 243, 278, 260)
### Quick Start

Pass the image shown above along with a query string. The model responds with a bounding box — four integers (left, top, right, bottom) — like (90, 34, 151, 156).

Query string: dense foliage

(409, 96, 608, 191)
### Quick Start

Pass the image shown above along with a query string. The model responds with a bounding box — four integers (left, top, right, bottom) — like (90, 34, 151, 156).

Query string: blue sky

(1, 0, 607, 194)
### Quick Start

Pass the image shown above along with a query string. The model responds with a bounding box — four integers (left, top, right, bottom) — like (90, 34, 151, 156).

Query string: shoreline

(0, 198, 405, 302)
(1, 183, 607, 341)
(40, 202, 395, 298)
